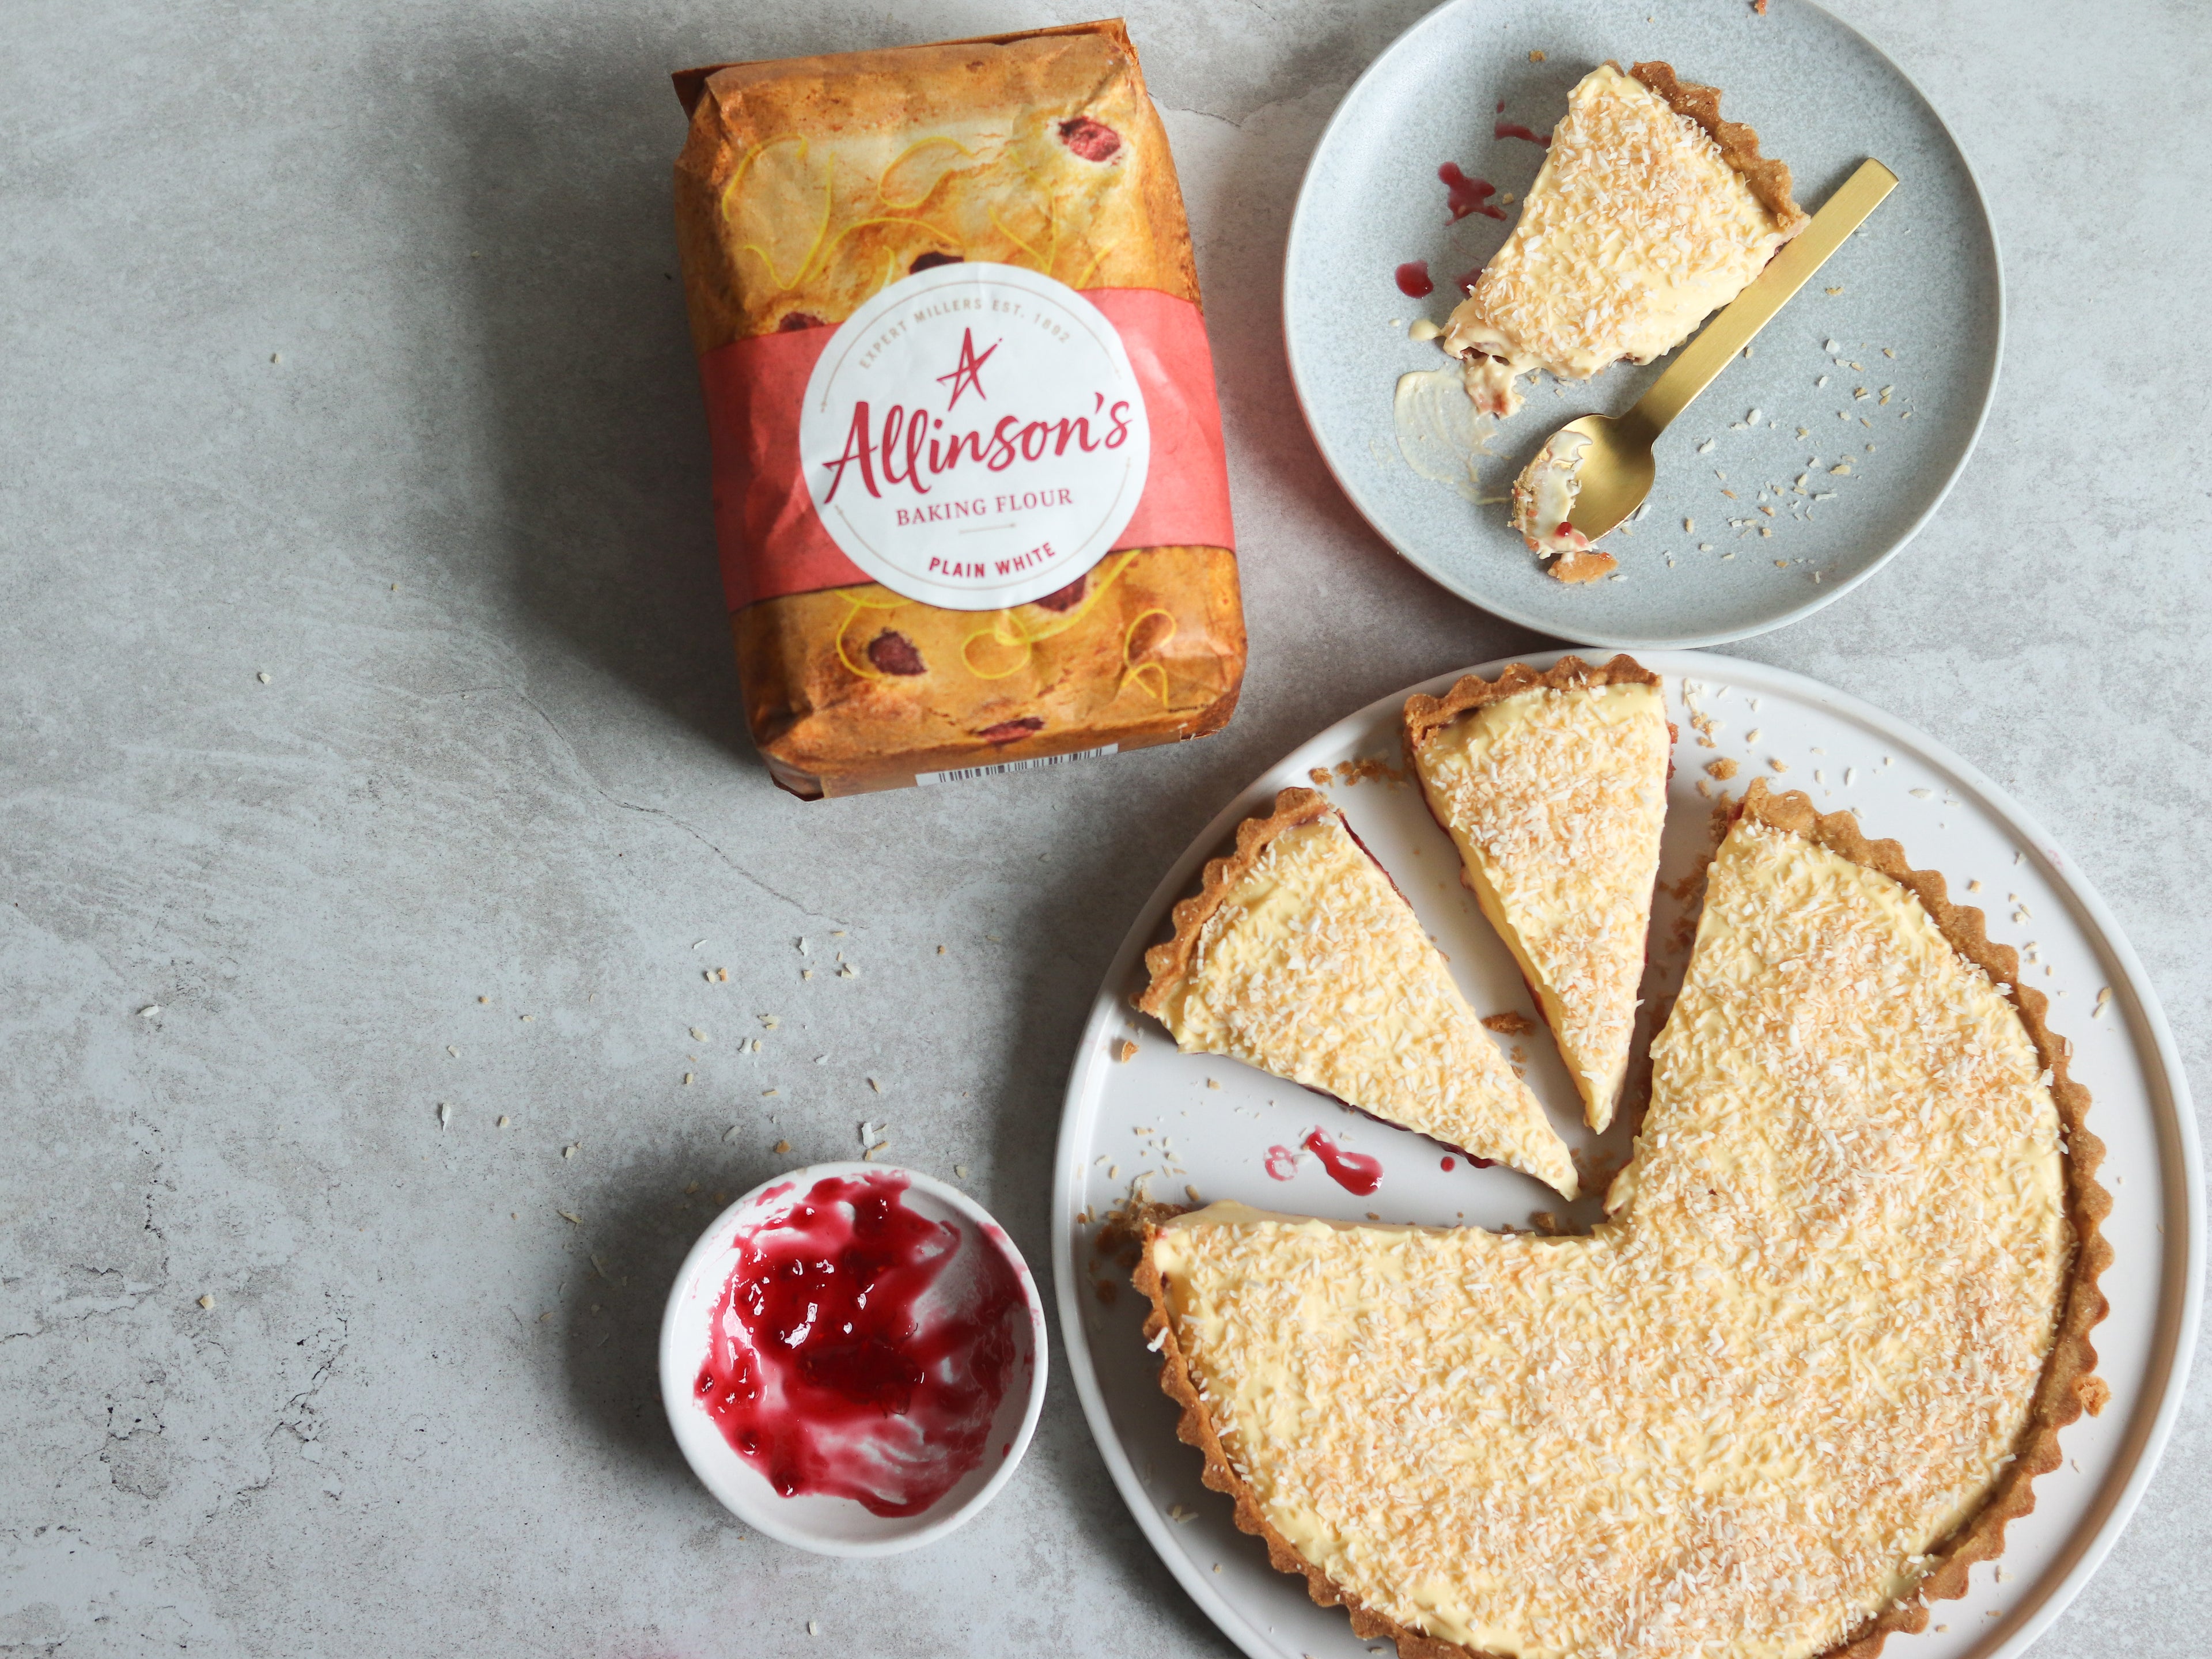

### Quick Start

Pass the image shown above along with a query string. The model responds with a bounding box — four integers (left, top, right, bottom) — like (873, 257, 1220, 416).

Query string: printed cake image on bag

(673, 19, 1246, 799)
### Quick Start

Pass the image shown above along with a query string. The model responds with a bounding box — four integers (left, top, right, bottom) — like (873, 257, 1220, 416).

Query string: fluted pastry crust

(1136, 779, 2111, 1659)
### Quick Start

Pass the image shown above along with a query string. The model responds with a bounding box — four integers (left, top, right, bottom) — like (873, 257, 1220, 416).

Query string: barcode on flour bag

(915, 744, 1119, 787)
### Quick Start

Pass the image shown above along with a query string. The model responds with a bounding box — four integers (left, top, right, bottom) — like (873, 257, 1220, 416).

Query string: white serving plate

(1053, 650, 2200, 1659)
(1283, 0, 2001, 647)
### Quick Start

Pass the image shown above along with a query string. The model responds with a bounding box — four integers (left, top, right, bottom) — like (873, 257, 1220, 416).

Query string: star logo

(934, 327, 1000, 410)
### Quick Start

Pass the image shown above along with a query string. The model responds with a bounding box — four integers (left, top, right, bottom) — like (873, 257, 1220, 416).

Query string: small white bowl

(659, 1162, 1047, 1556)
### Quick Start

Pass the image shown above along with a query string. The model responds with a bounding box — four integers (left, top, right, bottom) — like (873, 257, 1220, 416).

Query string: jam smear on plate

(1394, 260, 1434, 298)
(694, 1172, 1024, 1518)
(1438, 162, 1505, 222)
(1302, 1128, 1382, 1196)
(1494, 119, 1550, 147)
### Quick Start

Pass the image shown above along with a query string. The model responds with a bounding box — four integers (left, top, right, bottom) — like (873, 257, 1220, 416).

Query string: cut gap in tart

(1138, 779, 2110, 1659)
(1404, 655, 1670, 1132)
(1137, 786, 1577, 1196)
(1442, 60, 1809, 421)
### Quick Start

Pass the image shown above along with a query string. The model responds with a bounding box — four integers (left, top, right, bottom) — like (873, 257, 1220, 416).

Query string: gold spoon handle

(1628, 158, 1899, 438)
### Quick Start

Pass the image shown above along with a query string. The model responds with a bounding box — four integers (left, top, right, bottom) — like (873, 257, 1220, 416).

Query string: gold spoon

(1556, 158, 1900, 544)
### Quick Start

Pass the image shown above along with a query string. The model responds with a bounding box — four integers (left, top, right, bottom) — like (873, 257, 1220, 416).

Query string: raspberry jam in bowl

(659, 1163, 1047, 1555)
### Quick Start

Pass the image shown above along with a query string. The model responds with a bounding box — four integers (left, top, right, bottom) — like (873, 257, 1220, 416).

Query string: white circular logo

(797, 263, 1150, 612)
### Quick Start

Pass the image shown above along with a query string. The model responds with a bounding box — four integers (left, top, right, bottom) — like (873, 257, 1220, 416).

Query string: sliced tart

(1138, 786, 1577, 1196)
(1442, 60, 1809, 417)
(1138, 781, 2109, 1659)
(1404, 656, 1669, 1131)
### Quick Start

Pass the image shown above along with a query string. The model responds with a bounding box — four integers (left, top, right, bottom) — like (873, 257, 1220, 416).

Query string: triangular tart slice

(1404, 654, 1669, 1131)
(1137, 781, 2109, 1659)
(1441, 60, 1808, 416)
(1138, 786, 1577, 1196)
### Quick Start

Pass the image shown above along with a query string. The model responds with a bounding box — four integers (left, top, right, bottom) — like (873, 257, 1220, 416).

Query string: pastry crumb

(1113, 1039, 1138, 1063)
(1481, 1011, 1537, 1036)
(1705, 758, 1738, 780)
(198, 1293, 215, 1309)
(1335, 756, 1407, 787)
(774, 1138, 791, 1154)
(1768, 757, 1789, 772)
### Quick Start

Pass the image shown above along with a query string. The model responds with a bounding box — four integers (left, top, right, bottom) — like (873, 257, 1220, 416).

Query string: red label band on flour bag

(673, 20, 1244, 799)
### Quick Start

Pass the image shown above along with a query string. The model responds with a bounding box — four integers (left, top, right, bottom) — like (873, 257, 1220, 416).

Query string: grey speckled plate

(1283, 0, 2001, 647)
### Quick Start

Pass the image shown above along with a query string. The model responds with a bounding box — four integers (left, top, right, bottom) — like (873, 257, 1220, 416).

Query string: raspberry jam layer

(694, 1172, 1025, 1518)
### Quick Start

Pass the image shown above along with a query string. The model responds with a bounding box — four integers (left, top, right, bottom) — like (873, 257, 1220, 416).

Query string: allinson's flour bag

(673, 20, 1245, 798)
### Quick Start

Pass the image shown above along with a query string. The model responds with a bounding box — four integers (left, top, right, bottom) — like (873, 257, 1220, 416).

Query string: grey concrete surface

(2, 0, 2205, 1654)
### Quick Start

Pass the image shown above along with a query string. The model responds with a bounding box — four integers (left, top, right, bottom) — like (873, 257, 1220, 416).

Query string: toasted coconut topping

(1138, 782, 2109, 1659)
(1407, 658, 1668, 1131)
(1140, 788, 1576, 1195)
(1443, 62, 1807, 385)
